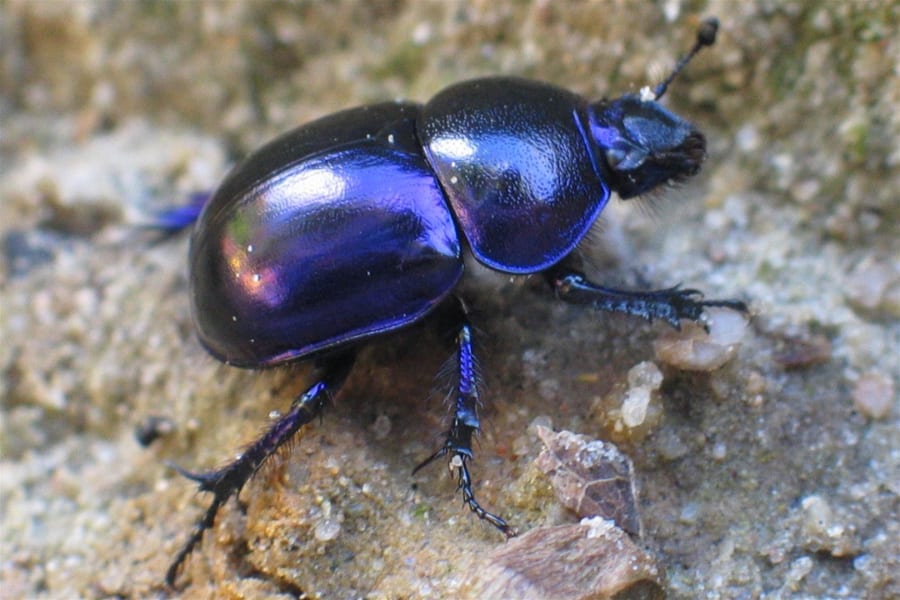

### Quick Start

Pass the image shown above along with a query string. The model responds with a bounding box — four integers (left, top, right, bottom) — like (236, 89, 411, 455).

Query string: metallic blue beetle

(166, 18, 743, 586)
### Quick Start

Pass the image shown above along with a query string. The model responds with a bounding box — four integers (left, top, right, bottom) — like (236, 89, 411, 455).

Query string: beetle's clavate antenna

(654, 17, 719, 100)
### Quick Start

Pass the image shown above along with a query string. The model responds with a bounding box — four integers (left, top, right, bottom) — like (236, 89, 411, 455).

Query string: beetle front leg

(166, 351, 355, 587)
(546, 266, 747, 329)
(414, 307, 514, 538)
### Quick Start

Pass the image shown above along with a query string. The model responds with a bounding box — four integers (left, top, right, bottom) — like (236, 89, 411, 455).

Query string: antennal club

(654, 17, 719, 100)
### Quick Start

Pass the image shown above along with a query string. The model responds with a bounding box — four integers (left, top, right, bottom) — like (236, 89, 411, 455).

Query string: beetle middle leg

(546, 262, 747, 329)
(414, 299, 514, 538)
(165, 351, 355, 587)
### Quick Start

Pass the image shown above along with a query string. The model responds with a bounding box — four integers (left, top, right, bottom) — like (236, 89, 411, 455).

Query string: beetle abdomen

(190, 103, 461, 367)
(420, 77, 609, 274)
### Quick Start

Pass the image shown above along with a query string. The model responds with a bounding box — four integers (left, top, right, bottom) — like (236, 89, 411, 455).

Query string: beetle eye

(605, 148, 626, 169)
(605, 145, 647, 172)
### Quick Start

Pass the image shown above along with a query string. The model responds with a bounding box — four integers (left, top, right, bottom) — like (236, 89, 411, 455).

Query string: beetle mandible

(164, 17, 745, 586)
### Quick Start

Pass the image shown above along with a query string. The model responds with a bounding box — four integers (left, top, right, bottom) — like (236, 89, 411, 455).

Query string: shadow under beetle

(164, 17, 745, 586)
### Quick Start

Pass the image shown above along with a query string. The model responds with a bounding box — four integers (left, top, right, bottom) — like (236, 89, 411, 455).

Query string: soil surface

(2, 2, 897, 599)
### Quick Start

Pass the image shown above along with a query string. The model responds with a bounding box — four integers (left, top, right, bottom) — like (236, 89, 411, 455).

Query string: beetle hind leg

(414, 307, 515, 538)
(165, 352, 354, 588)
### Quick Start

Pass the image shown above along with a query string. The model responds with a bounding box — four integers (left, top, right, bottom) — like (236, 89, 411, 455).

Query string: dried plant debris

(534, 426, 641, 536)
(466, 517, 663, 600)
(773, 332, 832, 370)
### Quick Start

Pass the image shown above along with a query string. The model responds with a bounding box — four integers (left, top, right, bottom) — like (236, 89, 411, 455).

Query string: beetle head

(585, 16, 718, 199)
(586, 95, 706, 199)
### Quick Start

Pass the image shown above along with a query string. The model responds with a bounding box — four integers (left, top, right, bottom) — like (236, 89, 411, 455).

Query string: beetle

(163, 17, 745, 586)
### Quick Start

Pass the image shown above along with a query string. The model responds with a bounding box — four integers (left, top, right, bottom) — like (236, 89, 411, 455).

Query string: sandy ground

(1, 2, 897, 598)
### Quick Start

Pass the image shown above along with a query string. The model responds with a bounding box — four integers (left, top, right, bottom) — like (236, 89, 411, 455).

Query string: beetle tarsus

(548, 270, 747, 330)
(414, 436, 515, 538)
(165, 493, 226, 587)
(414, 316, 513, 538)
(165, 353, 354, 588)
(455, 453, 515, 537)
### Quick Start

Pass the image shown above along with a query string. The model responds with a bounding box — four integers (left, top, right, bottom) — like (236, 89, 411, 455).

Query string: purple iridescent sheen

(190, 102, 461, 367)
(420, 77, 610, 273)
(188, 81, 704, 369)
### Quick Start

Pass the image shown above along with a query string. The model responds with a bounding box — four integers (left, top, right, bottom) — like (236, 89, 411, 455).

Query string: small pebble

(621, 362, 663, 428)
(800, 495, 854, 557)
(313, 518, 341, 542)
(845, 257, 900, 317)
(786, 555, 814, 585)
(852, 371, 894, 419)
(654, 307, 747, 370)
(711, 442, 727, 461)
